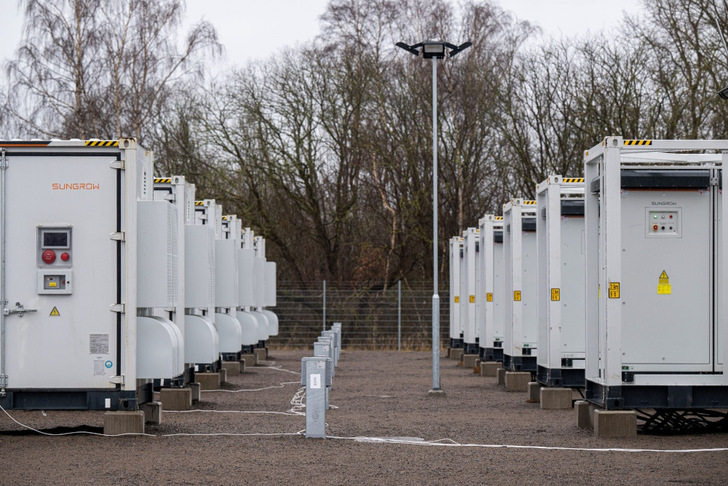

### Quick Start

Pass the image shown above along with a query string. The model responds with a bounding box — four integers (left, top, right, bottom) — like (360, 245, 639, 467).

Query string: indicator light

(653, 224, 658, 231)
(653, 214, 657, 219)
(60, 252, 70, 261)
(42, 249, 56, 264)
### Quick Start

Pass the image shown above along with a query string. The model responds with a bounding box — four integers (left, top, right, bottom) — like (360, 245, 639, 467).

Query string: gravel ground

(1, 349, 727, 485)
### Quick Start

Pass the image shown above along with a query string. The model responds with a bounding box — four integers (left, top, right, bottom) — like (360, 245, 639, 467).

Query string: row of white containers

(449, 137, 728, 410)
(0, 139, 278, 410)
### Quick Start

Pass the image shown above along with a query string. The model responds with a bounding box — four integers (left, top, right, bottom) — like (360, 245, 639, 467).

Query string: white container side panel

(184, 314, 219, 364)
(137, 200, 178, 308)
(238, 248, 255, 306)
(215, 239, 238, 307)
(719, 187, 724, 369)
(492, 241, 506, 345)
(215, 312, 243, 352)
(254, 257, 266, 307)
(621, 188, 712, 371)
(136, 316, 184, 379)
(520, 231, 538, 349)
(462, 230, 477, 344)
(236, 311, 260, 345)
(251, 310, 269, 340)
(185, 224, 215, 309)
(449, 239, 461, 340)
(503, 209, 515, 357)
(265, 261, 277, 306)
(560, 215, 586, 356)
(2, 152, 125, 389)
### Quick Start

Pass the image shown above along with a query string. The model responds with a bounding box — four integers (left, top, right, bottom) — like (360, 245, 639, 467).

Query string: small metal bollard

(331, 322, 342, 361)
(321, 330, 338, 367)
(301, 356, 333, 438)
(317, 335, 337, 370)
(313, 342, 334, 410)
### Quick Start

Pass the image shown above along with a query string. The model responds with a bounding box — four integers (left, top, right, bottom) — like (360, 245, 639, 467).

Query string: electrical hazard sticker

(49, 306, 60, 316)
(486, 292, 493, 302)
(469, 295, 475, 303)
(514, 290, 522, 301)
(608, 282, 620, 299)
(658, 270, 671, 295)
(454, 296, 460, 303)
(551, 288, 560, 301)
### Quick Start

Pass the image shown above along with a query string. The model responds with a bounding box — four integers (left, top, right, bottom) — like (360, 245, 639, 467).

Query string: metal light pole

(396, 39, 471, 394)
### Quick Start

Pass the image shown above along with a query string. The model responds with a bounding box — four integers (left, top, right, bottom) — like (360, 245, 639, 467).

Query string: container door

(3, 152, 120, 389)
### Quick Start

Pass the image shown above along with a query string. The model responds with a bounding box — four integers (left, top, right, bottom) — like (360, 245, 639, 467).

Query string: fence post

(322, 279, 327, 331)
(398, 280, 402, 351)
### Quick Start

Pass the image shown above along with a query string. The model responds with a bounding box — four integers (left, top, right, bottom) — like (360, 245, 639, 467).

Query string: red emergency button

(653, 224, 658, 231)
(60, 252, 70, 261)
(42, 249, 56, 264)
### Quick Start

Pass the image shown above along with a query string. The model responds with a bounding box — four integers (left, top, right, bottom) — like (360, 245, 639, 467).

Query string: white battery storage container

(251, 235, 270, 343)
(535, 177, 586, 387)
(154, 178, 220, 373)
(263, 260, 279, 336)
(214, 208, 245, 361)
(503, 199, 538, 372)
(0, 139, 165, 410)
(448, 236, 463, 348)
(584, 137, 728, 409)
(478, 215, 505, 362)
(225, 216, 260, 353)
(460, 228, 479, 354)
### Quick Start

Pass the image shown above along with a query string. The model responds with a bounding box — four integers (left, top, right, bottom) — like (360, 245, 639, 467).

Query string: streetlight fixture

(396, 39, 471, 395)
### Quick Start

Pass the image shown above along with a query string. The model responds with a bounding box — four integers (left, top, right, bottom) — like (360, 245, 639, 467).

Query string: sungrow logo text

(52, 182, 100, 191)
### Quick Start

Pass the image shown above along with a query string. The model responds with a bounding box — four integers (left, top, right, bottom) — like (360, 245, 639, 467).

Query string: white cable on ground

(326, 435, 728, 453)
(164, 410, 300, 417)
(288, 387, 306, 416)
(253, 363, 301, 375)
(202, 381, 300, 393)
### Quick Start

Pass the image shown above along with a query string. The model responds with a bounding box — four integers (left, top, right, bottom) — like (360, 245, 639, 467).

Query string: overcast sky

(0, 0, 645, 72)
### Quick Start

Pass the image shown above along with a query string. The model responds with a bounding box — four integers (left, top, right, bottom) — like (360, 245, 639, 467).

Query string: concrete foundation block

(481, 361, 500, 377)
(140, 401, 162, 424)
(527, 382, 541, 403)
(254, 348, 267, 364)
(462, 354, 479, 369)
(190, 382, 201, 403)
(540, 387, 573, 410)
(449, 348, 464, 360)
(104, 411, 144, 435)
(196, 372, 221, 390)
(497, 367, 506, 385)
(222, 360, 241, 375)
(239, 359, 246, 373)
(575, 400, 594, 429)
(594, 409, 637, 438)
(219, 368, 228, 384)
(160, 388, 192, 411)
(504, 371, 531, 392)
(241, 353, 256, 368)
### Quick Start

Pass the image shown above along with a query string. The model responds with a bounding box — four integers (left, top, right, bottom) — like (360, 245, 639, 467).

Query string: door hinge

(109, 375, 125, 385)
(110, 160, 125, 170)
(109, 231, 126, 241)
(109, 303, 125, 313)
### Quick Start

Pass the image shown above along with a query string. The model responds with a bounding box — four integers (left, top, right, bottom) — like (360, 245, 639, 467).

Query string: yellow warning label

(551, 288, 560, 301)
(514, 290, 522, 301)
(658, 270, 671, 295)
(608, 282, 620, 299)
(50, 306, 60, 317)
(486, 292, 493, 302)
(469, 295, 475, 304)
(454, 296, 460, 303)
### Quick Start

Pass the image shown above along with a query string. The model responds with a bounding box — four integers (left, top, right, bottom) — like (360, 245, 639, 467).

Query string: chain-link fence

(268, 281, 450, 350)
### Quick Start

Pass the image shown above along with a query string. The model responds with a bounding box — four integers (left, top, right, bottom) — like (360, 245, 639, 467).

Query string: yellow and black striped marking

(154, 178, 172, 184)
(523, 200, 537, 205)
(495, 216, 503, 221)
(562, 178, 584, 183)
(624, 139, 652, 146)
(195, 201, 205, 206)
(85, 140, 118, 147)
